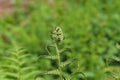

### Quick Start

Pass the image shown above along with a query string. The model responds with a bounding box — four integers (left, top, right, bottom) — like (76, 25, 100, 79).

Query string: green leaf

(20, 54, 31, 59)
(21, 66, 35, 72)
(45, 69, 60, 75)
(0, 64, 19, 70)
(36, 77, 45, 80)
(2, 57, 18, 64)
(41, 55, 58, 60)
(4, 72, 18, 78)
(63, 73, 72, 80)
(60, 60, 71, 67)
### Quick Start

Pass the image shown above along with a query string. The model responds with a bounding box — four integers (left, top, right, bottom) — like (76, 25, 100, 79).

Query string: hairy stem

(54, 43, 62, 80)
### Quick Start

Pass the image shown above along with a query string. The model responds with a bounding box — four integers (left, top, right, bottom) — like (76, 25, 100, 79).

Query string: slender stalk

(16, 49, 21, 80)
(54, 43, 62, 80)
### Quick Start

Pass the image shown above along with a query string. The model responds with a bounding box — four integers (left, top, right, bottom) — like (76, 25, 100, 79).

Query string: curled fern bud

(51, 27, 64, 44)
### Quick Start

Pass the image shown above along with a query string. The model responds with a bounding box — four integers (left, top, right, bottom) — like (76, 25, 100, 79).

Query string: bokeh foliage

(0, 0, 120, 80)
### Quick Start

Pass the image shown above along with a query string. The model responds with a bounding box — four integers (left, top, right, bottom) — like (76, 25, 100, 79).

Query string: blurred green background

(0, 0, 120, 80)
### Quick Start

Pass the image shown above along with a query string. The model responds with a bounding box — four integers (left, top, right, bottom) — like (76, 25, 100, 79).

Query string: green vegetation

(0, 0, 120, 80)
(37, 27, 86, 80)
(0, 46, 37, 80)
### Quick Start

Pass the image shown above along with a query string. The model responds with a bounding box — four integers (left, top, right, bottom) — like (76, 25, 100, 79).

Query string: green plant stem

(54, 43, 62, 80)
(16, 49, 21, 80)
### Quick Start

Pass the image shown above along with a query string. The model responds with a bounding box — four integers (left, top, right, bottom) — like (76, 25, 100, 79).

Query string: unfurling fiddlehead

(37, 27, 86, 80)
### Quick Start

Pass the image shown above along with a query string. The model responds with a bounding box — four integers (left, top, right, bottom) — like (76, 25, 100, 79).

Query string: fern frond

(45, 69, 60, 75)
(59, 48, 72, 54)
(45, 45, 55, 55)
(0, 46, 37, 80)
(19, 54, 31, 59)
(60, 60, 71, 67)
(21, 66, 35, 72)
(23, 71, 40, 80)
(10, 48, 26, 57)
(0, 64, 19, 70)
(2, 57, 19, 64)
(40, 55, 58, 60)
(4, 72, 18, 78)
(71, 72, 87, 80)
(63, 73, 72, 80)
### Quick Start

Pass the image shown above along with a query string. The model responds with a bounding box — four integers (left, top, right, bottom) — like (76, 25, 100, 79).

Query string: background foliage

(0, 0, 120, 80)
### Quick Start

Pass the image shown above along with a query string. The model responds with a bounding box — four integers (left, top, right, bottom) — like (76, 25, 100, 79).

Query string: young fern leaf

(38, 27, 85, 80)
(0, 46, 36, 80)
(60, 60, 71, 67)
(40, 55, 58, 60)
(45, 45, 55, 55)
(45, 69, 60, 75)
(38, 27, 64, 80)
(63, 73, 72, 80)
(71, 72, 87, 80)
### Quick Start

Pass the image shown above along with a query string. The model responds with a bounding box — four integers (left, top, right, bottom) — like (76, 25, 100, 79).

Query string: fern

(0, 46, 37, 80)
(37, 27, 86, 80)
